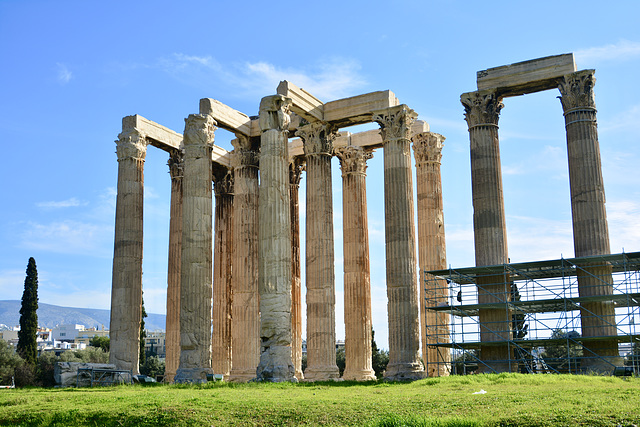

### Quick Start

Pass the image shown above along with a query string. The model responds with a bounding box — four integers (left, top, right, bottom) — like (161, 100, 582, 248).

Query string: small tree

(89, 336, 110, 352)
(336, 346, 345, 377)
(139, 293, 148, 369)
(17, 257, 39, 365)
(541, 329, 583, 373)
(0, 340, 23, 385)
(140, 355, 165, 379)
(371, 329, 389, 379)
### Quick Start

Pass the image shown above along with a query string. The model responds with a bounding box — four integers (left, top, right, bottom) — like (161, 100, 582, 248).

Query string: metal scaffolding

(424, 252, 640, 375)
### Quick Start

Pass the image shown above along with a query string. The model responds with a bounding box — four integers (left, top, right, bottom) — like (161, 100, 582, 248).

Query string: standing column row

(374, 105, 425, 381)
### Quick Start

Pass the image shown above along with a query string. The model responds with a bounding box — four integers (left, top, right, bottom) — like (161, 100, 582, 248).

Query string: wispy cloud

(575, 40, 640, 65)
(157, 54, 366, 100)
(19, 220, 112, 257)
(608, 200, 640, 253)
(56, 62, 72, 84)
(600, 104, 640, 133)
(36, 197, 87, 209)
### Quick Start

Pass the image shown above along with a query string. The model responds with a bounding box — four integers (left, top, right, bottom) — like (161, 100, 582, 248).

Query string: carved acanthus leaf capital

(558, 70, 596, 112)
(297, 122, 339, 156)
(289, 158, 306, 186)
(335, 145, 373, 176)
(183, 114, 217, 147)
(231, 134, 260, 168)
(373, 105, 418, 142)
(259, 95, 292, 132)
(461, 90, 503, 128)
(168, 150, 184, 180)
(412, 132, 445, 166)
(116, 128, 147, 161)
(213, 168, 234, 196)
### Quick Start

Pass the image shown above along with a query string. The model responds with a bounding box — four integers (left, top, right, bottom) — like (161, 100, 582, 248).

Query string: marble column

(212, 167, 234, 379)
(373, 105, 426, 381)
(164, 150, 183, 383)
(175, 114, 216, 383)
(256, 95, 296, 382)
(109, 127, 147, 375)
(290, 159, 305, 381)
(559, 70, 620, 371)
(298, 122, 340, 381)
(228, 135, 261, 382)
(335, 145, 376, 381)
(412, 132, 450, 377)
(461, 90, 512, 373)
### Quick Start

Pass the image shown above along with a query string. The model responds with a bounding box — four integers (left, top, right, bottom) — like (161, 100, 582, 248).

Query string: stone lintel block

(324, 90, 399, 127)
(199, 98, 255, 136)
(122, 114, 182, 151)
(277, 80, 324, 122)
(477, 53, 577, 97)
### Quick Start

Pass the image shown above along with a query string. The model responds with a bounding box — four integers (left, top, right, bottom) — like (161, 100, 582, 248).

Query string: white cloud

(157, 54, 366, 100)
(56, 62, 72, 84)
(19, 220, 112, 257)
(575, 40, 640, 65)
(36, 197, 87, 209)
(608, 200, 640, 253)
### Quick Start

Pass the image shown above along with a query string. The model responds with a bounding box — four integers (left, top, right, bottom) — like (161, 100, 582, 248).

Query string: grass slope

(0, 374, 638, 426)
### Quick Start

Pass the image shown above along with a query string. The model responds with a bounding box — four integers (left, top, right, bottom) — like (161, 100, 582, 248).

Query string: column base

(384, 362, 425, 381)
(228, 368, 257, 383)
(342, 368, 377, 381)
(174, 367, 213, 384)
(304, 365, 341, 381)
(257, 346, 298, 382)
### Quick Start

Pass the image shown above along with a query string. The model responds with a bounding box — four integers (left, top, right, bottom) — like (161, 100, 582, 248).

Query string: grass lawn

(0, 373, 639, 426)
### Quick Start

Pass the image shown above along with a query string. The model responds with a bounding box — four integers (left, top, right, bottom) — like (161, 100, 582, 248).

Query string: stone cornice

(558, 70, 596, 112)
(412, 132, 445, 166)
(335, 145, 373, 176)
(460, 89, 503, 129)
(168, 150, 184, 181)
(116, 128, 147, 162)
(297, 122, 339, 156)
(259, 95, 292, 132)
(372, 105, 417, 142)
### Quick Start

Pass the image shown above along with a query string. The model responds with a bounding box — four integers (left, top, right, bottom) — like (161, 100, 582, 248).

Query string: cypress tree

(139, 294, 147, 368)
(17, 257, 39, 365)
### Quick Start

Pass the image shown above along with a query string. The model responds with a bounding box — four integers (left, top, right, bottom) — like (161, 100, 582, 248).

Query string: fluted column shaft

(559, 70, 620, 370)
(290, 159, 305, 381)
(110, 128, 147, 375)
(256, 95, 296, 382)
(298, 122, 340, 381)
(412, 132, 450, 377)
(336, 146, 376, 381)
(229, 136, 260, 382)
(212, 168, 234, 379)
(165, 151, 183, 383)
(462, 90, 512, 373)
(175, 114, 216, 383)
(374, 105, 425, 381)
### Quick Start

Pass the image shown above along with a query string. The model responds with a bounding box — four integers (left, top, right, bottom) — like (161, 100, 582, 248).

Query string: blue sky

(1, 0, 639, 350)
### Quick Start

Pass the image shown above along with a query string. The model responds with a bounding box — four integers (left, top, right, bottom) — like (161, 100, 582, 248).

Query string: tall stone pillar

(175, 114, 216, 383)
(229, 135, 261, 382)
(290, 159, 305, 381)
(559, 70, 620, 371)
(165, 150, 183, 383)
(256, 95, 296, 382)
(412, 132, 450, 377)
(212, 167, 234, 379)
(298, 122, 340, 381)
(335, 145, 376, 381)
(461, 90, 512, 373)
(109, 127, 147, 374)
(373, 105, 426, 381)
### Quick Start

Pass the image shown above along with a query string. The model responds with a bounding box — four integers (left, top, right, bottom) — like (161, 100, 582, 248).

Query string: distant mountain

(0, 300, 166, 332)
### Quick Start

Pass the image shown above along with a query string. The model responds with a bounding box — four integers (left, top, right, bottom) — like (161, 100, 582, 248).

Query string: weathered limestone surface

(412, 132, 450, 377)
(229, 135, 261, 382)
(477, 54, 577, 97)
(109, 127, 147, 375)
(290, 159, 305, 380)
(374, 105, 425, 381)
(175, 114, 216, 383)
(256, 95, 296, 382)
(277, 81, 324, 122)
(559, 70, 621, 371)
(461, 90, 512, 373)
(165, 151, 183, 383)
(212, 167, 234, 379)
(298, 121, 340, 381)
(55, 363, 117, 387)
(335, 145, 376, 381)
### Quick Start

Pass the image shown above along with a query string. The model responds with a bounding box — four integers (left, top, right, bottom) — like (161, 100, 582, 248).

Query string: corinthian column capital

(116, 129, 147, 161)
(412, 132, 445, 167)
(297, 122, 339, 156)
(335, 145, 373, 176)
(168, 150, 184, 181)
(461, 90, 503, 129)
(184, 114, 217, 148)
(373, 105, 418, 142)
(289, 158, 305, 186)
(259, 95, 292, 132)
(232, 135, 260, 168)
(213, 168, 234, 196)
(558, 70, 596, 112)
